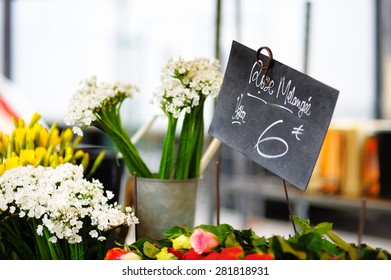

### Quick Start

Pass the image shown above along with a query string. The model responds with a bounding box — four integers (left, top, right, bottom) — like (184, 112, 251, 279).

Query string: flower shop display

(105, 216, 391, 260)
(0, 112, 136, 259)
(152, 57, 223, 180)
(0, 163, 138, 260)
(65, 57, 223, 180)
(64, 57, 224, 239)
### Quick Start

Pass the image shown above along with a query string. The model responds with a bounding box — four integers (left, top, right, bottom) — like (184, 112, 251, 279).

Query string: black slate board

(209, 41, 339, 191)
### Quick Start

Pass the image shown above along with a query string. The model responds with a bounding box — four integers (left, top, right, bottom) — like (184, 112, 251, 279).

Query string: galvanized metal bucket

(126, 176, 200, 240)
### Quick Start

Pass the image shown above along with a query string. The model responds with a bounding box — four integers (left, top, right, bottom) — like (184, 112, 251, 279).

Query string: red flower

(181, 248, 204, 260)
(202, 252, 226, 260)
(104, 248, 127, 260)
(168, 247, 184, 259)
(201, 246, 244, 260)
(244, 253, 275, 260)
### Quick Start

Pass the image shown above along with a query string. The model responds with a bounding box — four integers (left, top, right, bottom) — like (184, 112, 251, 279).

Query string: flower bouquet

(105, 216, 390, 260)
(0, 112, 104, 177)
(65, 57, 223, 180)
(64, 57, 223, 240)
(0, 163, 137, 260)
(0, 113, 138, 259)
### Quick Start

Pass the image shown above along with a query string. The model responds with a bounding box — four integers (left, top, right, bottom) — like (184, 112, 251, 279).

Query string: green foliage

(163, 225, 190, 239)
(125, 216, 391, 260)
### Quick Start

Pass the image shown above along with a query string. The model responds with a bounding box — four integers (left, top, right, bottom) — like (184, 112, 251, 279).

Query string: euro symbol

(292, 125, 304, 141)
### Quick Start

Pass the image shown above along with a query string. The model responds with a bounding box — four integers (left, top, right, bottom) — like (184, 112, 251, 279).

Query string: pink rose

(190, 228, 219, 254)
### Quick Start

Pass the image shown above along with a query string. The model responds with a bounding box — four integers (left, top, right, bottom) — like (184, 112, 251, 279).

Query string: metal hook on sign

(256, 46, 273, 85)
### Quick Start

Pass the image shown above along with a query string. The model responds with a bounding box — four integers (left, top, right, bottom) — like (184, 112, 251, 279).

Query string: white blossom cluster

(152, 57, 223, 118)
(0, 163, 138, 244)
(64, 75, 139, 136)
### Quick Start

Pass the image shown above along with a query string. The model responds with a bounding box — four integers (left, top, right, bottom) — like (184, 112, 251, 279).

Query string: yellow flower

(5, 156, 19, 170)
(120, 252, 142, 260)
(34, 147, 46, 166)
(19, 149, 35, 165)
(39, 129, 49, 148)
(48, 127, 61, 148)
(0, 164, 5, 176)
(0, 112, 103, 176)
(61, 128, 73, 144)
(35, 146, 47, 159)
(50, 152, 59, 168)
(81, 152, 90, 171)
(63, 146, 74, 163)
(172, 234, 191, 250)
(29, 112, 41, 128)
(0, 141, 5, 157)
(155, 247, 178, 260)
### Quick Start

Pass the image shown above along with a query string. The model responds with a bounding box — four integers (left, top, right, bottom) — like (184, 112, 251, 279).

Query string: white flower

(49, 236, 57, 243)
(64, 76, 139, 135)
(106, 190, 114, 200)
(89, 230, 98, 238)
(98, 236, 106, 242)
(37, 225, 44, 236)
(0, 163, 138, 244)
(152, 57, 223, 118)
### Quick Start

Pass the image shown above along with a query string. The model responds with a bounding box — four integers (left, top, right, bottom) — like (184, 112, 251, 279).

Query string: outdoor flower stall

(1, 56, 390, 261)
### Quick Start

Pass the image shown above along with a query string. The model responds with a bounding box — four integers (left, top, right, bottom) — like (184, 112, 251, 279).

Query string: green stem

(96, 238, 105, 260)
(28, 219, 51, 259)
(158, 115, 178, 179)
(94, 105, 153, 178)
(43, 228, 64, 260)
(0, 216, 35, 259)
(174, 98, 205, 179)
(69, 242, 85, 260)
(188, 110, 204, 178)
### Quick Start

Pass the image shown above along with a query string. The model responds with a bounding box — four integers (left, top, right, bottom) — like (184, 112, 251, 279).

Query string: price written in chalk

(209, 41, 339, 190)
(232, 74, 309, 159)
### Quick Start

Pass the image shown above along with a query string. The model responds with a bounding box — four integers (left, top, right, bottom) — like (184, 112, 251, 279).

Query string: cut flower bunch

(0, 163, 138, 260)
(65, 57, 223, 180)
(105, 216, 390, 260)
(0, 112, 104, 178)
(0, 113, 137, 259)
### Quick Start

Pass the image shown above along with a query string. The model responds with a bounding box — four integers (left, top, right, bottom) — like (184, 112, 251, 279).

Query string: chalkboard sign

(209, 41, 339, 191)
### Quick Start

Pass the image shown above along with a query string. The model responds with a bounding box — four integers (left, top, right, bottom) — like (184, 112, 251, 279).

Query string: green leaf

(313, 222, 333, 234)
(211, 224, 234, 244)
(293, 216, 311, 233)
(235, 228, 255, 242)
(196, 224, 217, 232)
(143, 241, 161, 259)
(270, 236, 307, 260)
(297, 232, 323, 259)
(86, 149, 106, 178)
(163, 226, 189, 239)
(326, 231, 353, 252)
(224, 232, 239, 248)
(251, 236, 268, 248)
(320, 238, 344, 256)
(129, 237, 152, 252)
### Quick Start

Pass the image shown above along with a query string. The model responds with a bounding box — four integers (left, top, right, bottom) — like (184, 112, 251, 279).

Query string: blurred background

(1, 0, 391, 250)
